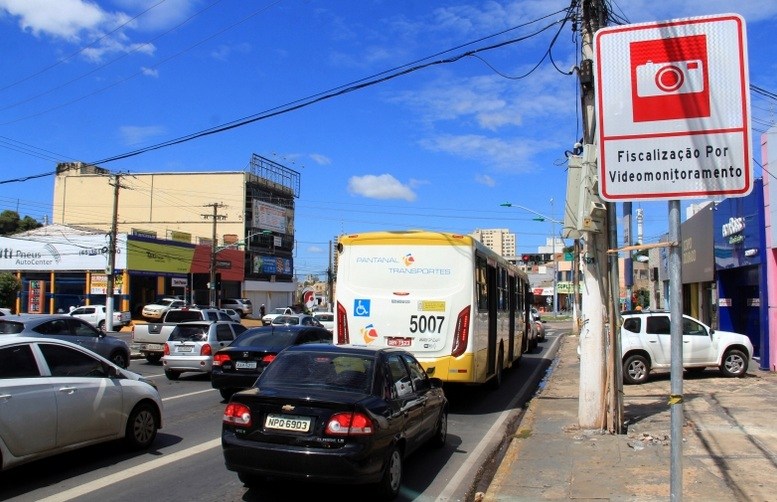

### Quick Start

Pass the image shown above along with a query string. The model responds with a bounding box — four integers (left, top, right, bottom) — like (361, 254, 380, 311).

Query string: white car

(261, 307, 295, 326)
(620, 310, 753, 384)
(0, 336, 162, 471)
(312, 311, 334, 332)
(220, 308, 242, 323)
(142, 298, 187, 321)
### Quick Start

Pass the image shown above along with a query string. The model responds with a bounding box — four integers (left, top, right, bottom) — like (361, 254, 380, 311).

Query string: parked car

(142, 298, 187, 321)
(531, 307, 541, 322)
(221, 308, 242, 323)
(261, 307, 296, 325)
(222, 344, 448, 500)
(162, 321, 247, 380)
(221, 298, 253, 318)
(0, 336, 162, 471)
(211, 324, 333, 400)
(534, 319, 546, 342)
(69, 304, 132, 332)
(0, 314, 131, 368)
(620, 310, 754, 384)
(312, 311, 335, 332)
(271, 314, 325, 328)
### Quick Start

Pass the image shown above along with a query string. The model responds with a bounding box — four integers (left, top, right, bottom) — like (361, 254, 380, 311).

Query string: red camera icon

(630, 35, 710, 122)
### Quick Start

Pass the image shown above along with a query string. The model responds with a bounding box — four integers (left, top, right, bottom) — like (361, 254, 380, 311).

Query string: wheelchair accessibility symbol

(354, 299, 371, 317)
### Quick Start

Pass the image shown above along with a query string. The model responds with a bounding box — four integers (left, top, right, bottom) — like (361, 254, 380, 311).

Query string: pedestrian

(260, 304, 266, 317)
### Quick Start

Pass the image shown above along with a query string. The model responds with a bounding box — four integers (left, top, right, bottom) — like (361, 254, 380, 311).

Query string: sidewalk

(484, 326, 777, 501)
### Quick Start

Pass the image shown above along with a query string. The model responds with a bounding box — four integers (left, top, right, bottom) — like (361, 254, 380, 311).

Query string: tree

(0, 210, 42, 235)
(0, 273, 20, 311)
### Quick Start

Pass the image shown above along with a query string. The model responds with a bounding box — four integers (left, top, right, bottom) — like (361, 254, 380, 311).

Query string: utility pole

(576, 0, 623, 432)
(202, 203, 226, 306)
(105, 174, 121, 332)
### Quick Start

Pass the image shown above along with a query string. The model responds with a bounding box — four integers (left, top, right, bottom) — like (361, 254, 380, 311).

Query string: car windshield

(314, 314, 334, 322)
(169, 325, 209, 341)
(259, 352, 374, 393)
(272, 308, 288, 315)
(273, 316, 299, 325)
(0, 321, 24, 334)
(232, 330, 296, 349)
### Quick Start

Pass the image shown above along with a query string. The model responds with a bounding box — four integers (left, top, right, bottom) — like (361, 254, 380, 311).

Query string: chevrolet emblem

(281, 404, 295, 412)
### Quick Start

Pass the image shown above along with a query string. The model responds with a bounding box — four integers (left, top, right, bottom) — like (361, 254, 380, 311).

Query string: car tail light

(223, 403, 252, 427)
(163, 343, 170, 356)
(325, 412, 373, 436)
(451, 306, 470, 358)
(336, 302, 349, 344)
(261, 354, 276, 364)
(201, 344, 212, 356)
(213, 353, 230, 366)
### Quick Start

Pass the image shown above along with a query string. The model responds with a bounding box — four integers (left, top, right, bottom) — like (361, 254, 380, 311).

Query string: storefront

(714, 178, 769, 370)
(0, 225, 244, 316)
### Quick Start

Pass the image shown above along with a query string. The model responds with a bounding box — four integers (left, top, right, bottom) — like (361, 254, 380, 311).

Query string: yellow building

(51, 157, 299, 312)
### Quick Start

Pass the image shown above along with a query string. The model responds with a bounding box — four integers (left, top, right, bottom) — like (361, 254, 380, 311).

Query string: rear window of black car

(169, 325, 209, 341)
(233, 331, 296, 348)
(261, 352, 374, 393)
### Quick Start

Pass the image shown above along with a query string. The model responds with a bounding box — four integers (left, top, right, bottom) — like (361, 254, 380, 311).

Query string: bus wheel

(490, 349, 504, 390)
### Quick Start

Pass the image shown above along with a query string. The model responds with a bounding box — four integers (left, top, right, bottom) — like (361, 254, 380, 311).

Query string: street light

(501, 201, 563, 316)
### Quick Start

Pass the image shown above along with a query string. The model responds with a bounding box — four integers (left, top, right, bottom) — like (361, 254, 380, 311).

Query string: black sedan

(222, 344, 448, 500)
(211, 325, 332, 400)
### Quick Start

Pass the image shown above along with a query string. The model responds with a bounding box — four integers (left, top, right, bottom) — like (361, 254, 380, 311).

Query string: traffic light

(521, 254, 551, 264)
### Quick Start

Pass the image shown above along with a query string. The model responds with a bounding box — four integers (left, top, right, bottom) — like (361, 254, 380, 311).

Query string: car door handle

(0, 393, 11, 402)
(59, 387, 77, 394)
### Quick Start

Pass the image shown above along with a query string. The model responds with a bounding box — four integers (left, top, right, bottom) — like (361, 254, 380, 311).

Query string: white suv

(620, 311, 753, 385)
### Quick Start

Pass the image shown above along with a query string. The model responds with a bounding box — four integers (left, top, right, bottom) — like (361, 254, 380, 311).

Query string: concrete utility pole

(105, 174, 121, 332)
(576, 0, 622, 432)
(202, 203, 226, 306)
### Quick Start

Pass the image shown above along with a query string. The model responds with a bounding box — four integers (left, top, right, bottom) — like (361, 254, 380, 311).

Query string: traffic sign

(595, 14, 752, 201)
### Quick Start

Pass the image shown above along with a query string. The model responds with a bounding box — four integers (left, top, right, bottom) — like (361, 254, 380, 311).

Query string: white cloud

(119, 125, 166, 145)
(307, 245, 324, 254)
(420, 134, 555, 171)
(309, 153, 332, 165)
(348, 174, 417, 201)
(475, 174, 496, 187)
(0, 0, 110, 40)
(141, 66, 158, 77)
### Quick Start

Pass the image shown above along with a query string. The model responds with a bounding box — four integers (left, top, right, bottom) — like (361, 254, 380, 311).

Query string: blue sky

(0, 0, 776, 279)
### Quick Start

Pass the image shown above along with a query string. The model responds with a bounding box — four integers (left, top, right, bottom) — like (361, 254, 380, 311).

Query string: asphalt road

(0, 328, 564, 502)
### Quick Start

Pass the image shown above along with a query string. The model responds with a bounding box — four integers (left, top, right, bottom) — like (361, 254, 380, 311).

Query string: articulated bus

(334, 230, 533, 386)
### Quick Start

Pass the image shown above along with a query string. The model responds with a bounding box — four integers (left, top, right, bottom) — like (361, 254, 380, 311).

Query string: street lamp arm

(500, 202, 562, 225)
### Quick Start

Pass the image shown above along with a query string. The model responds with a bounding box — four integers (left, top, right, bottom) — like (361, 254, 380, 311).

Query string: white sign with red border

(595, 14, 752, 201)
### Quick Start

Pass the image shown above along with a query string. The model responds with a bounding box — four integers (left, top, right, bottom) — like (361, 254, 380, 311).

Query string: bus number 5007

(409, 315, 445, 334)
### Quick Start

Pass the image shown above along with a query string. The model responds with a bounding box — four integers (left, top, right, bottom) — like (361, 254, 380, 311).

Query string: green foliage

(0, 210, 42, 235)
(0, 273, 20, 311)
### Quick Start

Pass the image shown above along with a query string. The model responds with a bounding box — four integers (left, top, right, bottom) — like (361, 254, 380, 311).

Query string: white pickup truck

(131, 307, 233, 363)
(69, 305, 132, 332)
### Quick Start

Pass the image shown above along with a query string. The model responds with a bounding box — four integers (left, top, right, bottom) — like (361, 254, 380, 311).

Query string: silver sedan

(0, 336, 163, 471)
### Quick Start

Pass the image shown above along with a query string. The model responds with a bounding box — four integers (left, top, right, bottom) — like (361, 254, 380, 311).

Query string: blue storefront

(713, 178, 770, 370)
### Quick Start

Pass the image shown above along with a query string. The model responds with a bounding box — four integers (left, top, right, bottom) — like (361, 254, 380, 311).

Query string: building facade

(50, 155, 300, 311)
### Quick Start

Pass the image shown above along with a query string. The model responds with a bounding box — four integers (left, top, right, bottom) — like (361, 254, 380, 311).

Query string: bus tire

(490, 348, 504, 390)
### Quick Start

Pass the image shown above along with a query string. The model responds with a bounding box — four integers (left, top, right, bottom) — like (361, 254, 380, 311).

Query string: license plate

(387, 337, 412, 347)
(235, 361, 257, 369)
(264, 414, 311, 432)
(145, 344, 163, 351)
(177, 346, 194, 353)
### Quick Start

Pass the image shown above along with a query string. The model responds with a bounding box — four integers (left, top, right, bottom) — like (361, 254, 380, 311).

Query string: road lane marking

(37, 438, 222, 502)
(162, 388, 216, 402)
(436, 334, 564, 501)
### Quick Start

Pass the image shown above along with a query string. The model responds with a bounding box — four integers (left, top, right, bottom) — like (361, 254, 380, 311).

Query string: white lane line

(162, 388, 217, 402)
(37, 438, 222, 502)
(436, 334, 564, 501)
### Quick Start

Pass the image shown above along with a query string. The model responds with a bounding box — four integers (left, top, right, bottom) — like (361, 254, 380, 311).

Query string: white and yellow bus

(334, 230, 533, 387)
